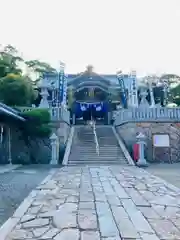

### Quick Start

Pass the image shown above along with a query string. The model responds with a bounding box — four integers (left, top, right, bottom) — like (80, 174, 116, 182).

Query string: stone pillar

(139, 90, 150, 108)
(8, 127, 12, 164)
(107, 112, 111, 125)
(72, 114, 76, 125)
(146, 76, 155, 107)
(149, 83, 155, 107)
(130, 70, 138, 107)
(136, 132, 148, 167)
(50, 133, 58, 164)
(38, 76, 50, 108)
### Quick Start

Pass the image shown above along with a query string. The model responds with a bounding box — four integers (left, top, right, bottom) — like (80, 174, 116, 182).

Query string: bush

(22, 109, 51, 138)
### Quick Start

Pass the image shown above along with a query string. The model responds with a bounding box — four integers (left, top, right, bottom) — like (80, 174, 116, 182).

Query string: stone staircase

(68, 125, 128, 165)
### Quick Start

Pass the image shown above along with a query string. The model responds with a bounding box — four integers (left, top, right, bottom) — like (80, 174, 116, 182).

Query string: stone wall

(0, 120, 71, 165)
(0, 125, 51, 164)
(116, 122, 180, 163)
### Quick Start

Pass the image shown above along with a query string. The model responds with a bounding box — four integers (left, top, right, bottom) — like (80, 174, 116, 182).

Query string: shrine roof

(67, 72, 120, 86)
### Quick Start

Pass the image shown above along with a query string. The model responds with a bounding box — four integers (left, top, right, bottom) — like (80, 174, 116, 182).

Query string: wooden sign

(153, 134, 170, 147)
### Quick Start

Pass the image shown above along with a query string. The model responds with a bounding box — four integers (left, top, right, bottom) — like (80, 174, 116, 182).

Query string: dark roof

(0, 103, 25, 121)
(67, 71, 111, 86)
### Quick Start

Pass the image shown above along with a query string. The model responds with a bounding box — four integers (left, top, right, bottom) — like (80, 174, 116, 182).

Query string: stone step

(68, 155, 126, 159)
(69, 154, 124, 157)
(68, 157, 126, 161)
(70, 148, 121, 151)
(71, 146, 120, 149)
(68, 159, 126, 162)
(68, 125, 128, 166)
(68, 153, 125, 157)
(68, 161, 126, 165)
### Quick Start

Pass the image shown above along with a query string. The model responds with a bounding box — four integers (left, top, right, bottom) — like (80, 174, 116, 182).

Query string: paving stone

(149, 219, 180, 239)
(78, 209, 98, 230)
(140, 232, 160, 240)
(79, 201, 95, 209)
(37, 180, 57, 190)
(171, 218, 180, 229)
(117, 218, 140, 239)
(20, 214, 36, 223)
(54, 228, 80, 240)
(27, 205, 41, 214)
(4, 166, 180, 239)
(138, 207, 161, 219)
(127, 188, 150, 206)
(110, 178, 130, 199)
(66, 195, 79, 203)
(81, 230, 100, 240)
(22, 218, 49, 228)
(98, 214, 119, 237)
(107, 196, 122, 206)
(111, 206, 129, 220)
(150, 194, 179, 206)
(80, 193, 94, 202)
(33, 226, 49, 237)
(101, 237, 121, 240)
(95, 193, 107, 202)
(41, 228, 60, 239)
(53, 203, 77, 229)
(8, 229, 33, 239)
(101, 181, 116, 196)
(96, 201, 112, 216)
(40, 204, 57, 213)
(122, 199, 154, 233)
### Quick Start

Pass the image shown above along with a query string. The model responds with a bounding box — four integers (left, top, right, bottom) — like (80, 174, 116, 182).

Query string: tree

(25, 60, 57, 83)
(170, 84, 180, 106)
(0, 44, 57, 107)
(0, 45, 23, 77)
(0, 74, 37, 106)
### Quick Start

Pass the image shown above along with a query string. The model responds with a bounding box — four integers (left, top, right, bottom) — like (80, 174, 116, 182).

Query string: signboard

(153, 134, 170, 147)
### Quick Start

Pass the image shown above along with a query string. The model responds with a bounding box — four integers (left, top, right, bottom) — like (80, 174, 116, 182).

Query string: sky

(0, 0, 180, 76)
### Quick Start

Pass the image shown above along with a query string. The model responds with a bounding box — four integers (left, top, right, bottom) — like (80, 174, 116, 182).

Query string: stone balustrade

(18, 107, 34, 112)
(18, 106, 70, 124)
(114, 107, 180, 126)
(50, 107, 70, 124)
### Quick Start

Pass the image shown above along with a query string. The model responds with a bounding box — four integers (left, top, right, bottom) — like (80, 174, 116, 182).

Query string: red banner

(133, 144, 139, 161)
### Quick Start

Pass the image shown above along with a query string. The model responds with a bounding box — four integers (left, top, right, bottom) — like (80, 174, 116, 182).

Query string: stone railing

(18, 107, 34, 113)
(18, 106, 70, 124)
(114, 107, 180, 126)
(50, 107, 70, 124)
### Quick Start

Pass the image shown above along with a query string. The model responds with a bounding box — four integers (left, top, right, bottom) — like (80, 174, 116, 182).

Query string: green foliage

(23, 109, 51, 137)
(0, 45, 23, 78)
(0, 74, 37, 106)
(0, 44, 56, 107)
(25, 59, 56, 81)
(170, 84, 180, 106)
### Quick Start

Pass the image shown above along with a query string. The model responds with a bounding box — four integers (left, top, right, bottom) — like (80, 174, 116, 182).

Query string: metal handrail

(92, 121, 99, 156)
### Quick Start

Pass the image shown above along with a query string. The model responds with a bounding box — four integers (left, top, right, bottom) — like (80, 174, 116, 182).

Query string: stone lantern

(38, 76, 50, 108)
(50, 133, 58, 165)
(139, 89, 150, 108)
(136, 132, 148, 167)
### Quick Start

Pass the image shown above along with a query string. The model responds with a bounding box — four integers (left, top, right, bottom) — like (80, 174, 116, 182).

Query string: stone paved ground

(3, 165, 180, 240)
(147, 163, 180, 188)
(0, 165, 51, 227)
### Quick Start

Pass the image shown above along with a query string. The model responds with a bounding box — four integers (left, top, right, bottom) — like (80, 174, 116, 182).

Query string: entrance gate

(73, 101, 109, 124)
